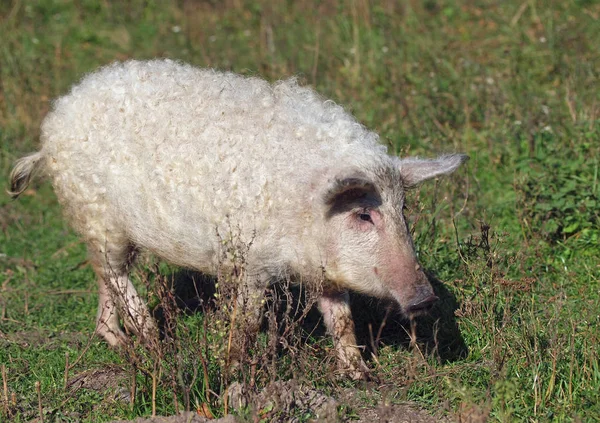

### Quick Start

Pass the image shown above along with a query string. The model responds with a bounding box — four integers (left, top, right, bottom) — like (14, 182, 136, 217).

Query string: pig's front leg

(225, 277, 267, 371)
(318, 290, 370, 380)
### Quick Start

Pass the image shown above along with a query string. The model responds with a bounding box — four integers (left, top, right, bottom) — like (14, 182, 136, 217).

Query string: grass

(1, 0, 599, 421)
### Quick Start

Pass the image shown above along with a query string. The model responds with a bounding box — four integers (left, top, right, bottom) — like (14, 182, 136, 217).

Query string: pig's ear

(397, 154, 469, 188)
(323, 174, 377, 207)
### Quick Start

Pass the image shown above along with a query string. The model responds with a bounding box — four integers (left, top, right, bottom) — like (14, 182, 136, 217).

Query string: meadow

(0, 0, 599, 421)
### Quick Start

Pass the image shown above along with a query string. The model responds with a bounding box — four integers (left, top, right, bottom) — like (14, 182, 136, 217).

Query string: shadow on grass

(154, 267, 467, 366)
(350, 270, 468, 364)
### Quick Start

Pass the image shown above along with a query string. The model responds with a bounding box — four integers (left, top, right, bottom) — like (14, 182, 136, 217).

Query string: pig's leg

(95, 274, 126, 346)
(225, 277, 267, 367)
(236, 282, 265, 333)
(318, 290, 370, 379)
(88, 238, 158, 346)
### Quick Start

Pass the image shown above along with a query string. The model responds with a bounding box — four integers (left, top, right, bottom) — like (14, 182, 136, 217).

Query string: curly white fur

(11, 59, 467, 377)
(43, 61, 388, 267)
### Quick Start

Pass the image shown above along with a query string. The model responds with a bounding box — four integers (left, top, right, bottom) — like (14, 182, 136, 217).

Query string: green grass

(1, 0, 599, 422)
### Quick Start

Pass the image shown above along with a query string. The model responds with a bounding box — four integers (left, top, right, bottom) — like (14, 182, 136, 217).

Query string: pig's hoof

(95, 326, 128, 348)
(338, 360, 373, 381)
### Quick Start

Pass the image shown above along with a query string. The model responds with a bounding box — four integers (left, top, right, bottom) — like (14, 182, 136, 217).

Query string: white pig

(9, 60, 467, 378)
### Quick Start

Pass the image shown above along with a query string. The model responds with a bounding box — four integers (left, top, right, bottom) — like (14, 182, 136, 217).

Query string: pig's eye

(358, 212, 373, 223)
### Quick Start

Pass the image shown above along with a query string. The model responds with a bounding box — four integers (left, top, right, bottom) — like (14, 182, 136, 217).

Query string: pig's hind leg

(88, 234, 158, 346)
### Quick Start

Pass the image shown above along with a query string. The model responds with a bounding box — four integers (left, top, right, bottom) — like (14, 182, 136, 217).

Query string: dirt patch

(338, 386, 452, 423)
(110, 414, 238, 423)
(227, 380, 338, 422)
(67, 365, 131, 403)
(351, 403, 451, 423)
(106, 380, 450, 423)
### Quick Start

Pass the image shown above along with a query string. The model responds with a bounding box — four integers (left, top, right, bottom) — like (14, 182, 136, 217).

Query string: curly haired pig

(10, 59, 467, 378)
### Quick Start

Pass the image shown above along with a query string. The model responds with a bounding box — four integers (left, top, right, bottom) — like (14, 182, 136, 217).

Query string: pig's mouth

(407, 294, 439, 315)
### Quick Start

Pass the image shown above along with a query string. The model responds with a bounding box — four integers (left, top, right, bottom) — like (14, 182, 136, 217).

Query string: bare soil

(62, 368, 453, 423)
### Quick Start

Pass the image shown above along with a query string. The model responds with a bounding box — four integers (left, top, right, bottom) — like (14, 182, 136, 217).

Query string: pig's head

(320, 154, 468, 316)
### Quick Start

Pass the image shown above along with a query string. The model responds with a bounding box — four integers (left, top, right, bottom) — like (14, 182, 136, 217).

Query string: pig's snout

(407, 293, 439, 313)
(406, 270, 438, 314)
(386, 261, 439, 315)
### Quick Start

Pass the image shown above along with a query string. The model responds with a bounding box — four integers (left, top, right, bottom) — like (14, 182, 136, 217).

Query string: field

(1, 0, 599, 422)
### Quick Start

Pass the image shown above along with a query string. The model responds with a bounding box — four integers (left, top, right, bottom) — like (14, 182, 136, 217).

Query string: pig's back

(39, 60, 388, 268)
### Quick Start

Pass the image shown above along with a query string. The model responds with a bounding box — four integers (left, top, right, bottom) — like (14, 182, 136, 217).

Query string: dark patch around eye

(324, 177, 374, 206)
(326, 190, 382, 219)
(337, 188, 368, 203)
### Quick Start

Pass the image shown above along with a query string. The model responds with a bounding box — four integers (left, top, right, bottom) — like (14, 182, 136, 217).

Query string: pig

(9, 59, 467, 378)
